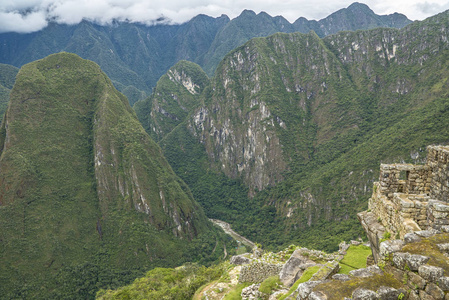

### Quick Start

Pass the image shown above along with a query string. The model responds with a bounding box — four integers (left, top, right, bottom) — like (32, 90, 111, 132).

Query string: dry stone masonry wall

(366, 145, 449, 244)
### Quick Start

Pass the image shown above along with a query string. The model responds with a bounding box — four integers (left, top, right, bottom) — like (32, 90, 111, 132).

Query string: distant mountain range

(0, 2, 411, 105)
(135, 9, 449, 253)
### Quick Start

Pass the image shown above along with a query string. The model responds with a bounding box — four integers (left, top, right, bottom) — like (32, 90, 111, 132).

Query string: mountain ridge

(0, 3, 411, 105)
(0, 52, 231, 299)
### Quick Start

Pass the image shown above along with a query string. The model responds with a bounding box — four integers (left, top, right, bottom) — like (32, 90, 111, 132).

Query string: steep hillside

(135, 60, 209, 142)
(0, 53, 230, 299)
(201, 3, 411, 75)
(0, 3, 410, 103)
(0, 63, 19, 118)
(142, 10, 449, 252)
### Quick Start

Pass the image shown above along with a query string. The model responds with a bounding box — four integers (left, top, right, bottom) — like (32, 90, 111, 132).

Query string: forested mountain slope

(0, 53, 230, 299)
(136, 10, 449, 252)
(0, 3, 410, 105)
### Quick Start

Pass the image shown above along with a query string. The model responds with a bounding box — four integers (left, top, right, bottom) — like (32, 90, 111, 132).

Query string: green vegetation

(223, 283, 252, 300)
(338, 245, 372, 274)
(314, 273, 404, 299)
(0, 63, 19, 118)
(0, 53, 234, 299)
(259, 275, 281, 294)
(96, 263, 226, 300)
(149, 14, 449, 254)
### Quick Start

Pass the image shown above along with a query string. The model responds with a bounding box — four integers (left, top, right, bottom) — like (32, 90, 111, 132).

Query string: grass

(259, 275, 281, 294)
(338, 244, 372, 274)
(223, 283, 251, 300)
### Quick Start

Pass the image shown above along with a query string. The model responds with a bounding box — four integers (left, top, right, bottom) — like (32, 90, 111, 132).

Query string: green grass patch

(259, 275, 281, 294)
(223, 283, 251, 300)
(338, 244, 372, 274)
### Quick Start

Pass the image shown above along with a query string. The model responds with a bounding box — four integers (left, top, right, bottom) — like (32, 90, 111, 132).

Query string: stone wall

(378, 164, 431, 198)
(427, 145, 449, 202)
(238, 261, 283, 283)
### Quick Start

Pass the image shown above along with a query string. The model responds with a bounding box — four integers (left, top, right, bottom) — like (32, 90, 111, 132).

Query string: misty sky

(1, 0, 449, 33)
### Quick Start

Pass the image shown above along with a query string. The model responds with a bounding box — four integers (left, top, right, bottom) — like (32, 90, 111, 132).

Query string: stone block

(408, 271, 427, 290)
(308, 291, 328, 300)
(332, 274, 351, 281)
(379, 240, 404, 257)
(438, 277, 449, 291)
(349, 265, 383, 278)
(408, 290, 420, 300)
(419, 290, 437, 300)
(437, 243, 449, 253)
(295, 281, 323, 299)
(376, 286, 406, 300)
(352, 288, 379, 300)
(415, 229, 439, 238)
(419, 265, 444, 283)
(404, 233, 421, 244)
(279, 250, 311, 287)
(425, 282, 444, 300)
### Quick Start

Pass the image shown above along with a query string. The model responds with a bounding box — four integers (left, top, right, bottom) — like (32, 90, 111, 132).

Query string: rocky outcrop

(279, 250, 316, 287)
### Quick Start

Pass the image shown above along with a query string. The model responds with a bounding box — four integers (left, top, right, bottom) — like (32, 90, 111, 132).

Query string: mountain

(136, 10, 449, 252)
(201, 3, 412, 75)
(0, 3, 411, 104)
(0, 63, 19, 118)
(0, 53, 230, 299)
(135, 60, 209, 142)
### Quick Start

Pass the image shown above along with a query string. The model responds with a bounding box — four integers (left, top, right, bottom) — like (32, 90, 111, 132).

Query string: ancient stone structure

(359, 145, 449, 262)
(238, 261, 283, 284)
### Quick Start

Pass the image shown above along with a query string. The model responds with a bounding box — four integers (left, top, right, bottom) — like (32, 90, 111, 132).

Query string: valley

(0, 2, 449, 299)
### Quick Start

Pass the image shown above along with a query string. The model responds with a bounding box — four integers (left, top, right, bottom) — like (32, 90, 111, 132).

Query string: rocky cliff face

(135, 60, 209, 142)
(149, 10, 449, 250)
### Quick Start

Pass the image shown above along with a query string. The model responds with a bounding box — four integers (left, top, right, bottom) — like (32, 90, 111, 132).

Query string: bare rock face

(279, 249, 316, 287)
(352, 288, 379, 300)
(230, 254, 252, 265)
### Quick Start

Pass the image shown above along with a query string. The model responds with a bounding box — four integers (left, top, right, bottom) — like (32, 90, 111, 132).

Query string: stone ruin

(359, 145, 449, 262)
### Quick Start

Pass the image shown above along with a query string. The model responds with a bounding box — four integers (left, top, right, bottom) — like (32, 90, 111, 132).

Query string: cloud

(0, 10, 48, 33)
(1, 0, 449, 34)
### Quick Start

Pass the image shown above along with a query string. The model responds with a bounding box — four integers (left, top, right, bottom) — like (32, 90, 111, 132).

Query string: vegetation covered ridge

(136, 9, 449, 253)
(0, 52, 233, 299)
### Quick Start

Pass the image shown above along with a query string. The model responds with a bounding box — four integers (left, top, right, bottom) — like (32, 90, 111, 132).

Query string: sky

(1, 0, 449, 34)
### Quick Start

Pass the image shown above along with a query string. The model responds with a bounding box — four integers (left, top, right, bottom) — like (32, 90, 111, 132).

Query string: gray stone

(295, 281, 323, 300)
(419, 290, 437, 300)
(230, 254, 252, 265)
(311, 261, 340, 281)
(376, 286, 406, 300)
(425, 282, 444, 300)
(419, 265, 444, 283)
(349, 265, 383, 278)
(392, 252, 408, 269)
(332, 274, 351, 281)
(438, 277, 449, 291)
(415, 229, 440, 238)
(241, 283, 263, 300)
(379, 240, 404, 257)
(408, 290, 420, 300)
(404, 233, 422, 244)
(440, 225, 449, 233)
(309, 291, 328, 300)
(408, 271, 426, 290)
(279, 250, 308, 287)
(407, 254, 430, 271)
(437, 243, 449, 253)
(352, 287, 379, 300)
